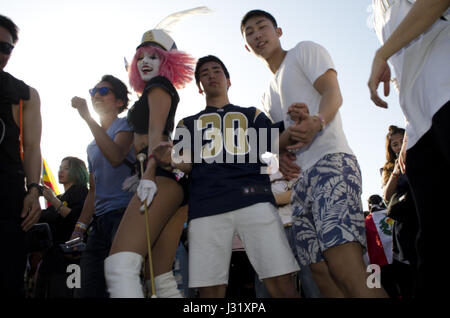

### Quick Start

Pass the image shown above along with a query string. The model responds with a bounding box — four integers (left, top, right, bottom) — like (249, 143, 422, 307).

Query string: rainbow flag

(42, 159, 60, 207)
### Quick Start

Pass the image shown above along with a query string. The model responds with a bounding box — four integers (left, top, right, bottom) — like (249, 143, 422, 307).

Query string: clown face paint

(137, 51, 161, 82)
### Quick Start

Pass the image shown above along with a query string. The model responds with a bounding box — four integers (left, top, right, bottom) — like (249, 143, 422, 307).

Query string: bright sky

(2, 0, 406, 210)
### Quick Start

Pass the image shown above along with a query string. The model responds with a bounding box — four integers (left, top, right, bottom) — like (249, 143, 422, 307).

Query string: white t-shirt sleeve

(296, 41, 336, 85)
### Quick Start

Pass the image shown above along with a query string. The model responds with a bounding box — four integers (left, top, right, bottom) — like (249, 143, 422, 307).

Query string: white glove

(261, 152, 279, 175)
(136, 179, 157, 212)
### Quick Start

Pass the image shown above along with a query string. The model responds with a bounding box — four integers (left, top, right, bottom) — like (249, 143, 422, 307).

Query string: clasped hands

(286, 102, 321, 151)
(278, 102, 321, 181)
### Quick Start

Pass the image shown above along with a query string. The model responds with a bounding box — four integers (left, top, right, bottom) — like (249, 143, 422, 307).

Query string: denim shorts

(291, 153, 366, 266)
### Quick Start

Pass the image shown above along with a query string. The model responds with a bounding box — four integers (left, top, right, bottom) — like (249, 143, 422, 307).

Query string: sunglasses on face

(89, 87, 114, 97)
(0, 41, 14, 55)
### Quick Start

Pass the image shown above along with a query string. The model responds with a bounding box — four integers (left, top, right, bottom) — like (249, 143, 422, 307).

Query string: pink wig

(129, 45, 195, 93)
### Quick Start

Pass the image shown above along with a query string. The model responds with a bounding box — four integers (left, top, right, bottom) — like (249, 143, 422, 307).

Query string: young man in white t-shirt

(368, 0, 450, 297)
(241, 10, 388, 298)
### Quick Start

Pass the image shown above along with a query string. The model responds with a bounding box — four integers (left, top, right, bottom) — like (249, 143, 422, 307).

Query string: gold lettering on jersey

(197, 113, 222, 159)
(224, 113, 250, 155)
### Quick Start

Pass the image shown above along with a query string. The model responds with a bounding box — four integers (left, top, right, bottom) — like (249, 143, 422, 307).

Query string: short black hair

(240, 10, 278, 34)
(368, 194, 386, 211)
(100, 75, 130, 113)
(368, 194, 383, 206)
(195, 55, 230, 84)
(0, 14, 19, 44)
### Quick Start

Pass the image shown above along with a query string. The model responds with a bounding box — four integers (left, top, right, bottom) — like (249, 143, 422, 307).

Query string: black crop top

(127, 76, 180, 136)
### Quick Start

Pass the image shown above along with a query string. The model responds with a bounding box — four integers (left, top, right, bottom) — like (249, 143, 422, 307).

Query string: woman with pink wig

(104, 28, 195, 298)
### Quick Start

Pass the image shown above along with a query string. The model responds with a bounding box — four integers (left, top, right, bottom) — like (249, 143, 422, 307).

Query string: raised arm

(20, 87, 42, 231)
(368, 0, 450, 107)
(85, 120, 133, 168)
(72, 97, 133, 167)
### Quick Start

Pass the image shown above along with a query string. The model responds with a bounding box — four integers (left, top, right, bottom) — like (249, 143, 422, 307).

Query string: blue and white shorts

(291, 153, 366, 266)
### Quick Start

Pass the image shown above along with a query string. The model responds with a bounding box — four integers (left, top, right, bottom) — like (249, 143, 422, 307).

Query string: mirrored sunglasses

(89, 87, 114, 97)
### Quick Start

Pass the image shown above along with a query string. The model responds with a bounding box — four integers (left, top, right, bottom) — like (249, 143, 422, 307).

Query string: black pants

(74, 208, 126, 298)
(0, 182, 27, 298)
(381, 260, 415, 298)
(405, 101, 450, 297)
(34, 247, 81, 298)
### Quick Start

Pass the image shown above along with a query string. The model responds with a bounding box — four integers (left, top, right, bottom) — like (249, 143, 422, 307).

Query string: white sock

(153, 271, 183, 298)
(104, 251, 144, 298)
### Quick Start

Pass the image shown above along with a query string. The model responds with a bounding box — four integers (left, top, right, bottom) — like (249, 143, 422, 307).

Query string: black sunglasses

(0, 41, 14, 55)
(89, 87, 114, 97)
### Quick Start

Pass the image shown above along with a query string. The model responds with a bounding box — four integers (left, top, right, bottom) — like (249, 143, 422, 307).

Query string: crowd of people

(1, 0, 449, 299)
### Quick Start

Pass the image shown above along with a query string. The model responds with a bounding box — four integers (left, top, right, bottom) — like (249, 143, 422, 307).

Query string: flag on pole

(42, 159, 60, 207)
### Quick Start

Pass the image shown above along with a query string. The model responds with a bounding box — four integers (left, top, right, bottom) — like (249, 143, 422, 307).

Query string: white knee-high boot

(151, 271, 183, 298)
(104, 251, 144, 298)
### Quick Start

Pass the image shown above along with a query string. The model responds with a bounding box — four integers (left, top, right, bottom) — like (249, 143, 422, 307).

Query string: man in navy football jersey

(153, 55, 300, 298)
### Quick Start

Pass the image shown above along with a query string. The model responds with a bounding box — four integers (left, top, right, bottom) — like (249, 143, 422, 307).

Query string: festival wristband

(75, 221, 88, 231)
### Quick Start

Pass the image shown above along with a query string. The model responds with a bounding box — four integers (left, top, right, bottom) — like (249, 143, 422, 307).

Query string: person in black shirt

(382, 125, 418, 298)
(0, 14, 42, 298)
(34, 157, 89, 298)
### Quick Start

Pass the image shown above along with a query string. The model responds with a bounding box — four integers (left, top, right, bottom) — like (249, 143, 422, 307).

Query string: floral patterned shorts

(291, 153, 366, 266)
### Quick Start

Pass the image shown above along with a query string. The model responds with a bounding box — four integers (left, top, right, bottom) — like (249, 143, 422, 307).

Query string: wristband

(27, 183, 43, 195)
(75, 221, 88, 231)
(313, 114, 326, 132)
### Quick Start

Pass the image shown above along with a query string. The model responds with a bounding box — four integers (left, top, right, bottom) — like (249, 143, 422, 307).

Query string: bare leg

(110, 176, 183, 256)
(152, 205, 188, 276)
(323, 242, 388, 298)
(105, 177, 183, 297)
(309, 261, 345, 298)
(263, 273, 300, 298)
(198, 285, 227, 298)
